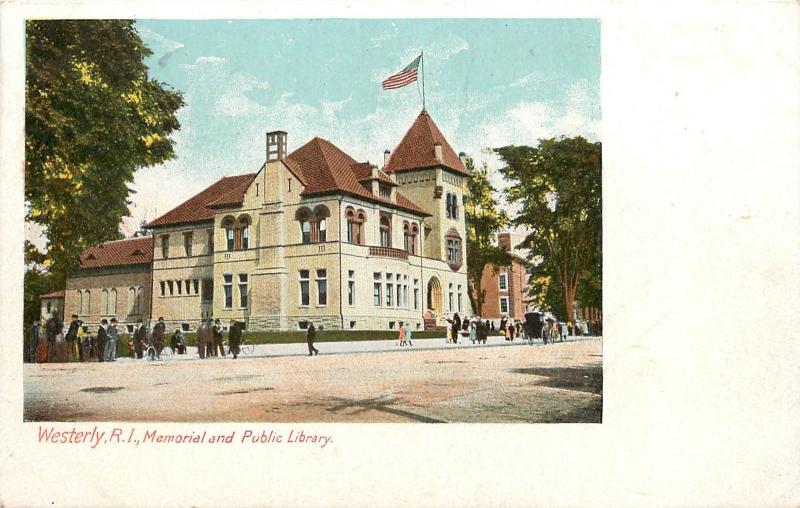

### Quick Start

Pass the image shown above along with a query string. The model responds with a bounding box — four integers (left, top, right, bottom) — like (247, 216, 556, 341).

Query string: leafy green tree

(496, 137, 601, 323)
(25, 20, 183, 289)
(464, 156, 512, 315)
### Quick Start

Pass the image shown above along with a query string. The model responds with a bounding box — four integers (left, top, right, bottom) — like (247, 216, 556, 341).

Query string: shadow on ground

(510, 365, 602, 395)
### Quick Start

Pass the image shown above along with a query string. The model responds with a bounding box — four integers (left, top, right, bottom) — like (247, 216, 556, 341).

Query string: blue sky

(119, 19, 599, 235)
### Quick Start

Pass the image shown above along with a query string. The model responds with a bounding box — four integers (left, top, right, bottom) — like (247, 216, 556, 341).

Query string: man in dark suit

(132, 318, 146, 359)
(153, 317, 166, 358)
(228, 320, 242, 359)
(306, 321, 319, 356)
(96, 319, 108, 362)
(212, 319, 225, 357)
(65, 314, 81, 362)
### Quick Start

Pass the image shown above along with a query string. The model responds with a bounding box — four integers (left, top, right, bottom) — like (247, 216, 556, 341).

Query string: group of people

(195, 318, 244, 359)
(25, 314, 122, 363)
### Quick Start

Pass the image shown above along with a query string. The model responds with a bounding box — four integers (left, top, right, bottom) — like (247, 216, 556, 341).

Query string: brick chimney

(433, 142, 443, 163)
(497, 232, 512, 252)
(266, 130, 287, 162)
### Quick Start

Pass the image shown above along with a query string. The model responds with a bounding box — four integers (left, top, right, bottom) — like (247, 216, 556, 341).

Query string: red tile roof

(286, 137, 428, 216)
(384, 109, 468, 175)
(146, 174, 256, 227)
(40, 290, 65, 299)
(351, 162, 397, 186)
(77, 236, 153, 269)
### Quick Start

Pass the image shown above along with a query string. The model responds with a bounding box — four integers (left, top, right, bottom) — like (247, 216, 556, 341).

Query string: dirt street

(24, 338, 602, 423)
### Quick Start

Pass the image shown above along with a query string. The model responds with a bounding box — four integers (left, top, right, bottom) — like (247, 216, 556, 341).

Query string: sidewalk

(120, 335, 600, 363)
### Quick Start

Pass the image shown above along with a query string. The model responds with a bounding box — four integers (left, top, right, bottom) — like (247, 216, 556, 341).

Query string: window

(207, 228, 214, 254)
(101, 289, 109, 315)
(83, 290, 91, 315)
(318, 218, 327, 242)
(350, 321, 356, 329)
(236, 217, 250, 250)
(499, 272, 508, 290)
(316, 269, 327, 306)
(345, 207, 366, 245)
(380, 216, 391, 247)
(181, 323, 191, 332)
(388, 321, 395, 329)
(183, 232, 193, 256)
(255, 183, 259, 196)
(176, 280, 182, 295)
(348, 270, 355, 306)
(373, 272, 382, 307)
(128, 287, 136, 314)
(457, 285, 462, 313)
(407, 224, 418, 255)
(446, 236, 463, 266)
(413, 279, 420, 310)
(287, 178, 292, 193)
(446, 193, 452, 218)
(226, 227, 235, 252)
(386, 272, 393, 307)
(167, 280, 174, 296)
(201, 279, 213, 302)
(110, 289, 117, 315)
(241, 222, 249, 249)
(160, 281, 165, 297)
(448, 283, 454, 312)
(223, 274, 233, 308)
(298, 320, 308, 330)
(239, 274, 248, 308)
(396, 283, 402, 308)
(193, 279, 199, 294)
(136, 287, 144, 315)
(299, 270, 310, 306)
(446, 193, 459, 220)
(301, 218, 311, 244)
(379, 184, 391, 198)
(185, 280, 191, 294)
(161, 235, 169, 259)
(46, 301, 51, 314)
(500, 297, 509, 314)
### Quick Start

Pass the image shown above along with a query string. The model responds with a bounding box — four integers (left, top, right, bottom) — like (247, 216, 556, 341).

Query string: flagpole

(421, 50, 426, 110)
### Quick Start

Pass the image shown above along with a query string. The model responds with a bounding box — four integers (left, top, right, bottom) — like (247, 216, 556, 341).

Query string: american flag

(382, 55, 421, 90)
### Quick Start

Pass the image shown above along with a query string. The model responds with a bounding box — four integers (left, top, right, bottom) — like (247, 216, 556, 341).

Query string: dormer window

(379, 184, 391, 198)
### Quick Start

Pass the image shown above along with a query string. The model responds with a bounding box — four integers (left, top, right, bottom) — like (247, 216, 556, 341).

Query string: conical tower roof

(385, 109, 468, 175)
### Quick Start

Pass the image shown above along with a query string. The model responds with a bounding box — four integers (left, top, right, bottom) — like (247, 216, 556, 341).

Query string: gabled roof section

(77, 237, 153, 269)
(385, 109, 468, 175)
(351, 162, 398, 186)
(146, 174, 257, 227)
(40, 290, 65, 299)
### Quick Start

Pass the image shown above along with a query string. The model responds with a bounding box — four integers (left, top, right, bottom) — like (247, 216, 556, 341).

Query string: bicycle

(226, 337, 254, 357)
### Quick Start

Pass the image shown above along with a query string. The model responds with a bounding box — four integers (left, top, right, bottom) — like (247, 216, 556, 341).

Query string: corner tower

(384, 109, 470, 265)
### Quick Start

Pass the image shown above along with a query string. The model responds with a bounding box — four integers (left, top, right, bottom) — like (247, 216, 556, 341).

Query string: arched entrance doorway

(426, 277, 443, 318)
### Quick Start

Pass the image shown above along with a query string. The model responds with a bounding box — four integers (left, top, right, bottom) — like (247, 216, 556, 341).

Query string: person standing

(451, 313, 461, 344)
(152, 317, 166, 359)
(65, 315, 80, 362)
(228, 320, 242, 359)
(132, 318, 146, 359)
(478, 318, 488, 344)
(398, 322, 406, 347)
(405, 324, 413, 347)
(212, 319, 225, 357)
(469, 319, 477, 344)
(27, 321, 40, 363)
(95, 319, 108, 362)
(306, 321, 319, 356)
(196, 319, 210, 359)
(104, 318, 119, 361)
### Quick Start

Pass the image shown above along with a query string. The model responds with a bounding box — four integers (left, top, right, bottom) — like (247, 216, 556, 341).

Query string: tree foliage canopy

(496, 137, 601, 322)
(25, 20, 183, 287)
(463, 156, 512, 315)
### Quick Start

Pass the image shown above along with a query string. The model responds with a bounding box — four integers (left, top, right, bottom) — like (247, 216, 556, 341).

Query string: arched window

(406, 223, 419, 256)
(301, 219, 311, 243)
(101, 289, 109, 315)
(313, 205, 330, 243)
(345, 207, 355, 244)
(128, 287, 136, 315)
(77, 290, 83, 317)
(84, 290, 91, 316)
(236, 216, 251, 250)
(110, 289, 117, 315)
(380, 215, 391, 247)
(222, 216, 235, 252)
(403, 222, 410, 252)
(137, 286, 144, 315)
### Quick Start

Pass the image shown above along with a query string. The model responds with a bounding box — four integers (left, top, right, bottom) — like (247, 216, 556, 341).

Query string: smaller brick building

(474, 233, 534, 321)
(64, 236, 153, 333)
(39, 290, 64, 321)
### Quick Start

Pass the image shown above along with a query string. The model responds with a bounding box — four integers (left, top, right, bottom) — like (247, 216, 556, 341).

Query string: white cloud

(430, 34, 469, 61)
(137, 26, 184, 54)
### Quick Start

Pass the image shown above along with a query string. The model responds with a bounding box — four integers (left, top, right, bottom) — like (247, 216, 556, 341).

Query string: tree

(496, 137, 602, 324)
(25, 20, 183, 289)
(463, 156, 512, 315)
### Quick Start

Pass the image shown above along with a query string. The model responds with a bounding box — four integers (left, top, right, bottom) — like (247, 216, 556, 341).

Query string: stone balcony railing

(368, 245, 409, 260)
